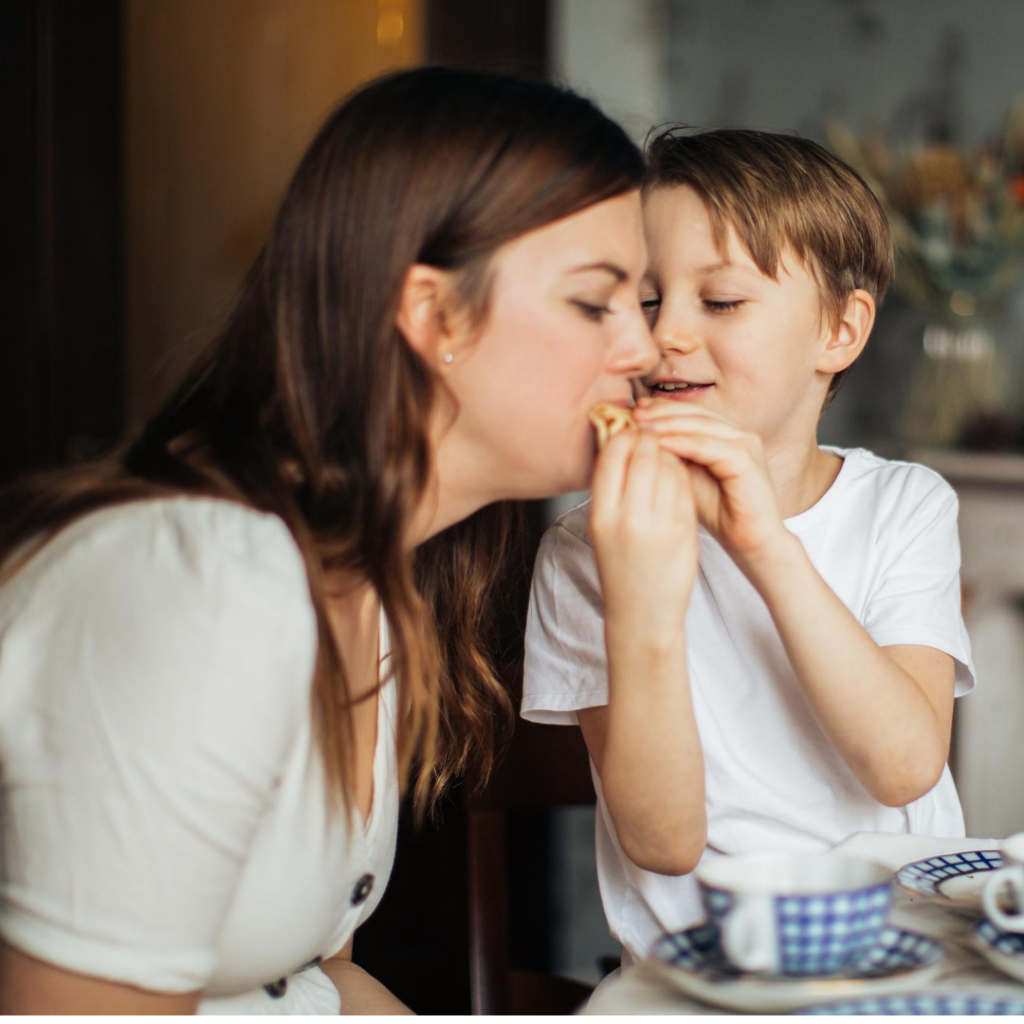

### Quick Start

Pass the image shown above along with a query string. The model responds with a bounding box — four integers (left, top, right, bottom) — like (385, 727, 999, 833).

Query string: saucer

(650, 923, 945, 1014)
(896, 851, 1002, 910)
(795, 990, 1024, 1015)
(972, 918, 1024, 983)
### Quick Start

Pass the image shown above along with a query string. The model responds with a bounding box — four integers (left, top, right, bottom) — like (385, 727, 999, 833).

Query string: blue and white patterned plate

(896, 850, 1002, 909)
(972, 918, 1024, 983)
(649, 923, 945, 1014)
(796, 990, 1024, 1015)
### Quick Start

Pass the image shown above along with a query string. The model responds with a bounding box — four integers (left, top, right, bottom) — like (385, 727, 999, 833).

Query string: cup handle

(983, 868, 1024, 932)
(719, 898, 777, 973)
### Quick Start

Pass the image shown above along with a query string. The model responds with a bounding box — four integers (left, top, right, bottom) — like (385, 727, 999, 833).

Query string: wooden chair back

(466, 669, 597, 1015)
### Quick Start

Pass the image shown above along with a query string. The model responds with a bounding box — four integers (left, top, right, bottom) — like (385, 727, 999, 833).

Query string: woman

(0, 67, 696, 1013)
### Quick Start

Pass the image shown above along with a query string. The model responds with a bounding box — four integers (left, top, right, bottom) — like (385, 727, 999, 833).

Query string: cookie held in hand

(588, 403, 637, 450)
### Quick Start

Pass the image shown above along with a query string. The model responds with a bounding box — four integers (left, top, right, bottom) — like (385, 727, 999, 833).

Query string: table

(583, 833, 1024, 1014)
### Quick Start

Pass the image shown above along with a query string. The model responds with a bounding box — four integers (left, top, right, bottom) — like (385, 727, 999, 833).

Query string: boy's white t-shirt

(522, 447, 975, 964)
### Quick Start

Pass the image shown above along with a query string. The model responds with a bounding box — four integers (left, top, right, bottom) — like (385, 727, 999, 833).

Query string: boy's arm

(588, 431, 707, 874)
(525, 431, 707, 876)
(579, 628, 706, 877)
(740, 534, 953, 806)
(638, 402, 955, 807)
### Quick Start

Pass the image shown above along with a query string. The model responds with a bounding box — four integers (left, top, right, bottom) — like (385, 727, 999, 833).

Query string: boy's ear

(395, 264, 462, 371)
(817, 289, 876, 374)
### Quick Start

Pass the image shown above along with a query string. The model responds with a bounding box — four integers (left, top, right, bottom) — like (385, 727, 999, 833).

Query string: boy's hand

(633, 399, 789, 571)
(589, 429, 699, 641)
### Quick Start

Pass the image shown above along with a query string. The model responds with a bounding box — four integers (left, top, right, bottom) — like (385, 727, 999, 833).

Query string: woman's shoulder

(1, 497, 317, 695)
(0, 497, 318, 753)
(71, 494, 301, 562)
(15, 496, 309, 600)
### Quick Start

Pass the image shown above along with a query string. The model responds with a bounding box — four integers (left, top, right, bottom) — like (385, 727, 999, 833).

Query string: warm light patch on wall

(124, 0, 425, 423)
(377, 3, 405, 47)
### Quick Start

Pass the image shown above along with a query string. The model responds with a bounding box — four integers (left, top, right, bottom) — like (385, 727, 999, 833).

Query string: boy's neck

(764, 437, 844, 521)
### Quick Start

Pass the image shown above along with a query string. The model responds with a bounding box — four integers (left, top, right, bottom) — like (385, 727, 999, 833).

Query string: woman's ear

(395, 264, 460, 371)
(817, 289, 876, 374)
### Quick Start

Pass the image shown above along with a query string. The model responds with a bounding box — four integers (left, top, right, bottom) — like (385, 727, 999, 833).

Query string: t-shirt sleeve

(861, 478, 975, 696)
(522, 518, 610, 725)
(0, 502, 318, 993)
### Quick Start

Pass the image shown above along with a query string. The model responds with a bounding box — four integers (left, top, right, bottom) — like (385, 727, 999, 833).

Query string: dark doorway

(1, 0, 123, 484)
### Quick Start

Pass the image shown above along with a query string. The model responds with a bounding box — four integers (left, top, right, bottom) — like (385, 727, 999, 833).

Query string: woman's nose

(608, 309, 659, 379)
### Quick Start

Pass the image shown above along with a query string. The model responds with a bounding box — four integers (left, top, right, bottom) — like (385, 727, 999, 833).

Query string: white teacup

(695, 852, 894, 976)
(983, 832, 1024, 932)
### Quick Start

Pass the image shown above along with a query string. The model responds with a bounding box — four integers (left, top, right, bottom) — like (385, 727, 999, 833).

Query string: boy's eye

(573, 301, 613, 322)
(640, 298, 661, 320)
(704, 299, 744, 313)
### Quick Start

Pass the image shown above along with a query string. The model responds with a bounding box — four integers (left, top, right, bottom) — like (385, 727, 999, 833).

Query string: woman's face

(437, 190, 656, 504)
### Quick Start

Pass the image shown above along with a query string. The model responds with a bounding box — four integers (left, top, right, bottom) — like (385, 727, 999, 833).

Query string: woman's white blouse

(0, 498, 399, 1014)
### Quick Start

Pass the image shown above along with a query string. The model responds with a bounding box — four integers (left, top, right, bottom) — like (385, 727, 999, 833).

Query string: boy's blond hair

(644, 127, 894, 403)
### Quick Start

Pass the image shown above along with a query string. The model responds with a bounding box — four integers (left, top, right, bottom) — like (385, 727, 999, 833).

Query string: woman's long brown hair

(0, 67, 644, 813)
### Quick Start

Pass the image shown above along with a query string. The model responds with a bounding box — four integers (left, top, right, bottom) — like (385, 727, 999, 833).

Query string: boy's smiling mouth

(647, 378, 714, 400)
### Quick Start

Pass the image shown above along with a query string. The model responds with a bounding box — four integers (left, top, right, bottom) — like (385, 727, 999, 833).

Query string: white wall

(551, 0, 667, 143)
(657, 0, 1024, 147)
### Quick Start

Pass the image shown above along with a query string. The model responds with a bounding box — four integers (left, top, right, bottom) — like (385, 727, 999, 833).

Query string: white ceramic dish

(795, 990, 1024, 1015)
(896, 851, 1002, 909)
(972, 918, 1024, 984)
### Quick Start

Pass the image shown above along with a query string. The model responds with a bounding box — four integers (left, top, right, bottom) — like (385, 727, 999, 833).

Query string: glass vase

(898, 317, 1010, 448)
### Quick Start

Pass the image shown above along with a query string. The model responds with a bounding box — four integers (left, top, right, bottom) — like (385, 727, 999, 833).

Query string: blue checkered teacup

(983, 832, 1024, 932)
(696, 852, 894, 976)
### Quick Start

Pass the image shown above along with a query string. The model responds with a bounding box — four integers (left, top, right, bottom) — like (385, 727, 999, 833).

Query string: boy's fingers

(621, 432, 661, 514)
(686, 462, 722, 520)
(654, 432, 754, 481)
(654, 450, 694, 521)
(649, 447, 674, 512)
(590, 428, 642, 515)
(634, 399, 738, 428)
(639, 411, 750, 445)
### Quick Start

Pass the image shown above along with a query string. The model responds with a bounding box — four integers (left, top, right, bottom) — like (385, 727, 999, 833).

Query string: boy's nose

(656, 319, 702, 356)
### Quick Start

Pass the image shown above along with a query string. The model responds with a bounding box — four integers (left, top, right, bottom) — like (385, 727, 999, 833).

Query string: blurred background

(4, 0, 1024, 1013)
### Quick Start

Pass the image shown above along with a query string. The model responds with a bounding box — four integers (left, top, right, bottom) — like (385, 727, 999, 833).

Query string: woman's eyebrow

(568, 261, 629, 282)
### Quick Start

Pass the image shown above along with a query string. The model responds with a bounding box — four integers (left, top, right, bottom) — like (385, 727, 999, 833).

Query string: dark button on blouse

(351, 872, 375, 906)
(264, 978, 288, 999)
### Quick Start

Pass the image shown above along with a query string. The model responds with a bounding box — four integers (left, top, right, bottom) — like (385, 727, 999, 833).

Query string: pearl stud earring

(443, 353, 454, 365)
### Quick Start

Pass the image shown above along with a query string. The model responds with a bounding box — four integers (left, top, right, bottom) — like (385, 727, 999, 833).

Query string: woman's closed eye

(572, 300, 615, 322)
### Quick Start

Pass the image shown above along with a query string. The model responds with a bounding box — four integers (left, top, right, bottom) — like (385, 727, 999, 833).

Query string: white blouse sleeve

(0, 500, 318, 993)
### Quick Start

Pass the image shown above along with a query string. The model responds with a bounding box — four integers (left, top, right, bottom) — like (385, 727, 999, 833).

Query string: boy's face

(640, 185, 833, 447)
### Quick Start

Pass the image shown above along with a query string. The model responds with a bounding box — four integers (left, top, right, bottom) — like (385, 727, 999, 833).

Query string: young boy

(522, 128, 975, 966)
